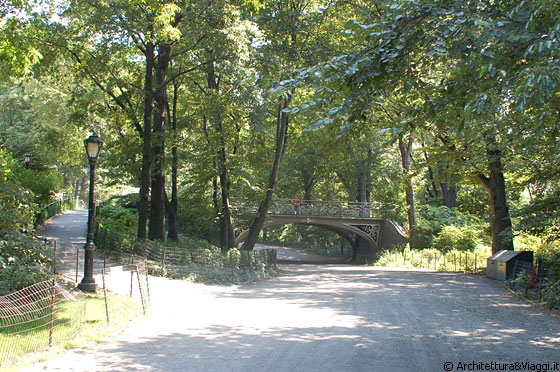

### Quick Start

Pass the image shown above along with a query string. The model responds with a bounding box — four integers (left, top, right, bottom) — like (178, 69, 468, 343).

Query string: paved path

(38, 209, 88, 248)
(37, 209, 88, 279)
(29, 212, 560, 372)
(256, 243, 349, 264)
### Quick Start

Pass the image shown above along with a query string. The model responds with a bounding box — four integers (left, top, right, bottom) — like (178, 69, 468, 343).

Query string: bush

(509, 234, 560, 309)
(410, 205, 485, 250)
(96, 194, 139, 239)
(226, 247, 241, 269)
(432, 225, 480, 252)
(0, 149, 37, 233)
(176, 191, 220, 242)
(16, 168, 64, 204)
(0, 232, 52, 294)
(515, 188, 560, 242)
(540, 279, 560, 309)
(375, 244, 489, 272)
(0, 149, 52, 293)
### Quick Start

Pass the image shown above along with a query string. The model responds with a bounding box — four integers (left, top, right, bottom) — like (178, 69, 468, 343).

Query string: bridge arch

(234, 218, 374, 249)
(233, 199, 408, 259)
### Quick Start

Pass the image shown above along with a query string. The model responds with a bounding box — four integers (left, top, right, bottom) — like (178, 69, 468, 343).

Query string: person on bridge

(292, 194, 300, 215)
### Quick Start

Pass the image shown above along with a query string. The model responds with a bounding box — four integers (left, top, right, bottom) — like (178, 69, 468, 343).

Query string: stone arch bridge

(233, 199, 407, 258)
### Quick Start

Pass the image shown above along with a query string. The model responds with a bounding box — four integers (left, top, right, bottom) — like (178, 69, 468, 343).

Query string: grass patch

(1, 291, 144, 371)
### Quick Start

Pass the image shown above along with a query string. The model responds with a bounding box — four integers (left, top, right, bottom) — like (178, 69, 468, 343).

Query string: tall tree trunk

(399, 135, 416, 240)
(477, 132, 514, 254)
(148, 43, 170, 241)
(137, 41, 154, 241)
(202, 116, 220, 218)
(357, 168, 367, 211)
(206, 60, 235, 249)
(218, 144, 235, 249)
(421, 142, 439, 199)
(165, 80, 179, 241)
(303, 181, 313, 201)
(242, 92, 292, 251)
(336, 171, 356, 202)
(351, 159, 369, 262)
(440, 183, 458, 209)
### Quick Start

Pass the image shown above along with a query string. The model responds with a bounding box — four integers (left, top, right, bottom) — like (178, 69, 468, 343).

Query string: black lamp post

(77, 134, 103, 292)
(24, 153, 31, 169)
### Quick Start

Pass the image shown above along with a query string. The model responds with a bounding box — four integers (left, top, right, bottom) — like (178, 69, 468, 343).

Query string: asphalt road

(28, 248, 560, 372)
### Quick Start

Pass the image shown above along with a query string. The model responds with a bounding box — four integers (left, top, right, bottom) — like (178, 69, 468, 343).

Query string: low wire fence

(0, 279, 85, 365)
(376, 248, 488, 273)
(143, 241, 277, 284)
(0, 245, 151, 367)
(93, 224, 278, 284)
(35, 197, 75, 227)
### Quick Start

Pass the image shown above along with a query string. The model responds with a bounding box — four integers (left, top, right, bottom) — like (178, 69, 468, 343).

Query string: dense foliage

(0, 149, 53, 294)
(0, 0, 559, 304)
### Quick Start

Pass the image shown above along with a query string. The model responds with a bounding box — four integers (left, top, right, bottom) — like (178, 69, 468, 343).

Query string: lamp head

(84, 135, 103, 161)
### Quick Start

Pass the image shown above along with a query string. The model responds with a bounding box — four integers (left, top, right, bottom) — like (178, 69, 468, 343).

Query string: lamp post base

(77, 278, 98, 292)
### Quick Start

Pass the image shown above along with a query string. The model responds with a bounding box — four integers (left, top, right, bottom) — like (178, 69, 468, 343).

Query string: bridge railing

(233, 199, 375, 218)
(273, 199, 372, 218)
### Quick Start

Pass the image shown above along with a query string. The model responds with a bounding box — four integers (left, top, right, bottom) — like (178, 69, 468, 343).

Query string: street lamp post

(24, 153, 31, 169)
(77, 134, 103, 292)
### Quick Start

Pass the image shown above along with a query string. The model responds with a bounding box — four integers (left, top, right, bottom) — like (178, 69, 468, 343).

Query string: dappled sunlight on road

(27, 260, 560, 372)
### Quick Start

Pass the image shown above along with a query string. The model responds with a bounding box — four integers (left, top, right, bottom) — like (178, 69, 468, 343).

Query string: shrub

(176, 191, 220, 242)
(432, 225, 480, 252)
(226, 248, 241, 268)
(0, 149, 37, 233)
(410, 224, 436, 250)
(410, 205, 485, 250)
(515, 188, 560, 242)
(540, 279, 560, 309)
(96, 204, 137, 238)
(0, 232, 52, 294)
(16, 168, 64, 204)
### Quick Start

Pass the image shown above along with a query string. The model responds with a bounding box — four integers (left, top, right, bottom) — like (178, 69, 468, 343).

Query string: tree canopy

(1, 0, 559, 259)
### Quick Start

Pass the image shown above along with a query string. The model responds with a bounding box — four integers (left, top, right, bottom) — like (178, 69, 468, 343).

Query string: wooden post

(103, 253, 109, 324)
(102, 269, 109, 324)
(53, 240, 57, 274)
(161, 245, 166, 275)
(49, 278, 56, 347)
(475, 253, 478, 272)
(75, 245, 79, 283)
(454, 253, 457, 272)
(145, 267, 151, 303)
(136, 266, 146, 315)
(130, 255, 135, 297)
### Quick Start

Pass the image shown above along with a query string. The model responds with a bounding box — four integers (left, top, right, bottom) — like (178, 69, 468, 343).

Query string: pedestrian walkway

(37, 209, 88, 279)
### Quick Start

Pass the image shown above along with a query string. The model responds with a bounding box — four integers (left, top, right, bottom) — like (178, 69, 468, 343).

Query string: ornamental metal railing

(35, 194, 75, 226)
(233, 199, 375, 218)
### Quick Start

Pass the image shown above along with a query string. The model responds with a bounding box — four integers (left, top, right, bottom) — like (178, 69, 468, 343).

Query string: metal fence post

(53, 240, 57, 274)
(136, 266, 146, 315)
(161, 245, 167, 275)
(454, 253, 457, 271)
(102, 266, 109, 325)
(475, 253, 478, 272)
(75, 245, 80, 283)
(145, 268, 151, 303)
(130, 255, 135, 297)
(49, 278, 56, 347)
